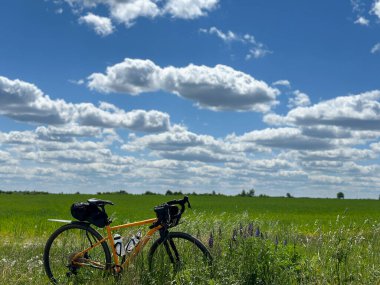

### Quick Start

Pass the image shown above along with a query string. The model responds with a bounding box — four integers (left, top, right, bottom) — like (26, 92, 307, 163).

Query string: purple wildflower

(283, 239, 288, 246)
(208, 232, 214, 248)
(255, 227, 260, 237)
(248, 223, 254, 237)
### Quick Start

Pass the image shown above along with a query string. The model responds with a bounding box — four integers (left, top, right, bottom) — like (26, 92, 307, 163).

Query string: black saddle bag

(71, 202, 108, 228)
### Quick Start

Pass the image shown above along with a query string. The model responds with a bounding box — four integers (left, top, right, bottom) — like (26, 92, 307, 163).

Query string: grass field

(1, 193, 380, 284)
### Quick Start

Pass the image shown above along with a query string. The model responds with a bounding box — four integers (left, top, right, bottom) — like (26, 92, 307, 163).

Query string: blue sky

(1, 0, 380, 198)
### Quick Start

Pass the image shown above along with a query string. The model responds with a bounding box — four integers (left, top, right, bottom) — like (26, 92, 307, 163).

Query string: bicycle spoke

(44, 224, 111, 284)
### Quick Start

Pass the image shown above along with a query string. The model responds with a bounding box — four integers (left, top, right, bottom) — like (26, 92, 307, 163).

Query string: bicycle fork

(160, 230, 181, 268)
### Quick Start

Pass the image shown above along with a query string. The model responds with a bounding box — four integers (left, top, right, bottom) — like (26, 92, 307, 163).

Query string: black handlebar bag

(154, 204, 180, 228)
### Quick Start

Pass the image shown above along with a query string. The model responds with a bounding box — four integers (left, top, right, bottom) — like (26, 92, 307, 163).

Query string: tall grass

(1, 194, 380, 284)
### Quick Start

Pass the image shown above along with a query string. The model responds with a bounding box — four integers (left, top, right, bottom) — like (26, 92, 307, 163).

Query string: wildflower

(283, 239, 288, 246)
(232, 229, 237, 242)
(255, 227, 260, 237)
(239, 223, 243, 236)
(248, 223, 254, 237)
(208, 232, 214, 248)
(275, 235, 279, 247)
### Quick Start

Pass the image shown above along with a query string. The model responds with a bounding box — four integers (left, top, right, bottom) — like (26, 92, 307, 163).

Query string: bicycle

(43, 196, 212, 284)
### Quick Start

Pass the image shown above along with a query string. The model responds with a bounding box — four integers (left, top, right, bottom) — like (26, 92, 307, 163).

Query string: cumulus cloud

(372, 0, 380, 19)
(200, 26, 271, 60)
(164, 0, 218, 19)
(122, 126, 242, 162)
(0, 75, 170, 132)
(107, 0, 160, 27)
(60, 0, 219, 31)
(237, 128, 334, 151)
(88, 58, 279, 112)
(0, 76, 72, 125)
(35, 125, 102, 142)
(79, 13, 115, 36)
(267, 90, 380, 131)
(288, 90, 311, 108)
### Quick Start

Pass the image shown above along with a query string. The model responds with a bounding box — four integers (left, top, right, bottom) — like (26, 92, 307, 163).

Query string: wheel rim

(149, 234, 212, 282)
(46, 227, 108, 284)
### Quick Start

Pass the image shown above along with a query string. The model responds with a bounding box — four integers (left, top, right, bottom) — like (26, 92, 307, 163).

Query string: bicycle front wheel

(43, 223, 111, 284)
(148, 232, 212, 282)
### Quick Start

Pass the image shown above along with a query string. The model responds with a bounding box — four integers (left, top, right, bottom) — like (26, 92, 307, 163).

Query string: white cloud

(107, 0, 160, 27)
(288, 90, 311, 108)
(236, 128, 334, 151)
(88, 58, 161, 94)
(268, 90, 380, 131)
(272, 80, 291, 88)
(372, 0, 380, 19)
(354, 16, 370, 26)
(122, 126, 242, 162)
(0, 75, 171, 132)
(200, 26, 239, 42)
(88, 58, 279, 112)
(79, 13, 115, 36)
(371, 43, 380, 54)
(35, 125, 102, 142)
(0, 150, 16, 164)
(245, 47, 271, 60)
(60, 0, 219, 31)
(200, 26, 272, 60)
(164, 0, 218, 19)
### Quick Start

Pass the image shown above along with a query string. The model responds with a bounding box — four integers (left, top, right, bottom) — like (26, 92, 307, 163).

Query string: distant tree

(75, 191, 80, 195)
(166, 190, 173, 195)
(144, 191, 156, 195)
(337, 192, 344, 199)
(286, 193, 293, 198)
(248, 189, 255, 197)
(379, 194, 380, 200)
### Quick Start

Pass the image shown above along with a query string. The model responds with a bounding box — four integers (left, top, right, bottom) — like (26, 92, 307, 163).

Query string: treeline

(0, 190, 49, 195)
(2, 189, 350, 199)
(96, 189, 259, 197)
(0, 188, 284, 198)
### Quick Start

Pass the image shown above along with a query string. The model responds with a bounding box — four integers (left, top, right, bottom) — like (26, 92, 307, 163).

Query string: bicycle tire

(148, 232, 212, 280)
(43, 223, 111, 284)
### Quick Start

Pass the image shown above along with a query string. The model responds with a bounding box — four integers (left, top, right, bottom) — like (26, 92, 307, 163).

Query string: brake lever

(184, 196, 191, 209)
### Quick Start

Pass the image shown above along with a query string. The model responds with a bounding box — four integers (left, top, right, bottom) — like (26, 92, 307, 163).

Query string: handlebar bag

(154, 204, 180, 227)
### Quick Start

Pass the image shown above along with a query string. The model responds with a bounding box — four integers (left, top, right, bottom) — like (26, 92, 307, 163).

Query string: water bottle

(114, 234, 126, 256)
(126, 231, 141, 253)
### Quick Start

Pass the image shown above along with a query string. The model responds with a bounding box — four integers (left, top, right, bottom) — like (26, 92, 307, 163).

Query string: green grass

(1, 193, 380, 284)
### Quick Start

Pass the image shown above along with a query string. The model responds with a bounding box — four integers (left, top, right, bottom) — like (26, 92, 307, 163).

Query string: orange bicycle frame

(72, 217, 162, 272)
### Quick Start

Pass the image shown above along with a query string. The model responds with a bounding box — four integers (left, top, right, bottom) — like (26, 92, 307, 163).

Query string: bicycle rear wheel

(148, 232, 212, 282)
(43, 223, 111, 284)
